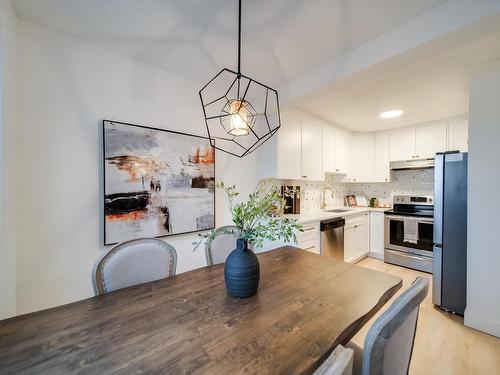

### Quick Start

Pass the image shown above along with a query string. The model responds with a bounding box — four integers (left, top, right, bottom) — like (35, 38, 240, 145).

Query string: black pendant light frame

(199, 0, 281, 158)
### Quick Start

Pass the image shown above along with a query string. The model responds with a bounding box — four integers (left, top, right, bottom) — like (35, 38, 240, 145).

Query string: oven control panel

(393, 195, 434, 205)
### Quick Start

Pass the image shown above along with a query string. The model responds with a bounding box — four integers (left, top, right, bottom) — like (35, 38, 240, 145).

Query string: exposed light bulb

(227, 99, 251, 136)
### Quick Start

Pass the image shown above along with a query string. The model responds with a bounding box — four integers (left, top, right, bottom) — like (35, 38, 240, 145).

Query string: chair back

(362, 276, 429, 375)
(93, 238, 177, 295)
(314, 345, 354, 375)
(205, 226, 238, 265)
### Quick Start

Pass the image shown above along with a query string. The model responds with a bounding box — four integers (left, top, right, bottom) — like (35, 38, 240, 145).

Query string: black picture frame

(102, 120, 216, 246)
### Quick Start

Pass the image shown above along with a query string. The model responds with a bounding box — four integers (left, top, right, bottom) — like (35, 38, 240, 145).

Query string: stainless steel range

(384, 195, 434, 273)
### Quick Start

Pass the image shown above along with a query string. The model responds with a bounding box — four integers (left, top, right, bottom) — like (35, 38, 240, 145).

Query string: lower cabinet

(296, 221, 321, 254)
(344, 213, 369, 263)
(369, 212, 385, 260)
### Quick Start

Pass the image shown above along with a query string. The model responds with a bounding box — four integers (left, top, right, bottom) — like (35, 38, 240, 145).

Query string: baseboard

(368, 251, 384, 261)
(464, 310, 500, 338)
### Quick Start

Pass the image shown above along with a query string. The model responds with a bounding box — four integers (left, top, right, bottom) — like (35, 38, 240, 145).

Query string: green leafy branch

(193, 181, 303, 250)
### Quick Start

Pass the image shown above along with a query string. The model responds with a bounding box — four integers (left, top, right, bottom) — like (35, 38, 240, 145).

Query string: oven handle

(385, 215, 434, 224)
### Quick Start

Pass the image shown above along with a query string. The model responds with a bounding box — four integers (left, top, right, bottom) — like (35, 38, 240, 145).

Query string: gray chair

(205, 225, 238, 266)
(347, 277, 429, 375)
(93, 238, 177, 295)
(314, 345, 354, 375)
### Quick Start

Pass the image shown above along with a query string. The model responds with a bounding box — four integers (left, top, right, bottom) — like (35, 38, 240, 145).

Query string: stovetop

(385, 203, 434, 218)
(384, 209, 434, 218)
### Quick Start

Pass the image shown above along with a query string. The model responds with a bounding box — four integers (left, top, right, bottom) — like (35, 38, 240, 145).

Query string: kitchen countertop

(284, 207, 391, 224)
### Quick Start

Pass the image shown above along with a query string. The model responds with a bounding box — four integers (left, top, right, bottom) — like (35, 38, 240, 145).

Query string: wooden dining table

(0, 246, 402, 375)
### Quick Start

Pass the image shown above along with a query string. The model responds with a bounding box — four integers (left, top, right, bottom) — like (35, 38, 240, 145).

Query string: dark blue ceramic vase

(224, 239, 260, 298)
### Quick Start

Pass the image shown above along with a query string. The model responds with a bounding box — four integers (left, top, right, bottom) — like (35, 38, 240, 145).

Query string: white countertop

(284, 207, 391, 224)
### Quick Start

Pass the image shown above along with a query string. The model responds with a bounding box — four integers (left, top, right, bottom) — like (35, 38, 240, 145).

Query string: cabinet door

(301, 123, 323, 180)
(297, 222, 320, 254)
(335, 129, 352, 175)
(390, 127, 415, 161)
(277, 114, 302, 179)
(355, 214, 369, 260)
(374, 133, 391, 182)
(322, 127, 336, 175)
(351, 134, 375, 182)
(344, 226, 357, 262)
(415, 121, 447, 159)
(369, 212, 385, 259)
(448, 116, 468, 152)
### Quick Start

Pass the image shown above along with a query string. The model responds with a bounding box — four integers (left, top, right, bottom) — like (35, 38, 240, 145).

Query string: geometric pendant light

(199, 0, 281, 158)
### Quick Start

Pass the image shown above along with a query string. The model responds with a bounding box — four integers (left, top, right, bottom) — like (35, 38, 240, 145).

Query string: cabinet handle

(385, 178, 388, 181)
(303, 245, 316, 251)
(302, 175, 307, 178)
(353, 178, 356, 182)
(336, 169, 340, 172)
(303, 227, 315, 232)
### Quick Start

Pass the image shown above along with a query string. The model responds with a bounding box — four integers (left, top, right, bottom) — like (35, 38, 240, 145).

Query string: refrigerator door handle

(433, 244, 442, 306)
(434, 153, 444, 245)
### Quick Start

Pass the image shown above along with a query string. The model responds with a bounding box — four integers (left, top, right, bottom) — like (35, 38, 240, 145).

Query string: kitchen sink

(326, 209, 351, 213)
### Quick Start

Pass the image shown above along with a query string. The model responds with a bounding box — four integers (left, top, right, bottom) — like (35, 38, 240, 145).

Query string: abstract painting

(103, 120, 215, 245)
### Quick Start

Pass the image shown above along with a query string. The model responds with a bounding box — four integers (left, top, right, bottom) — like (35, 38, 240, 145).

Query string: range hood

(390, 158, 435, 171)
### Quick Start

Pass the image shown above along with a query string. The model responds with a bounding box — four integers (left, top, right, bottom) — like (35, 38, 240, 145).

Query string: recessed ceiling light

(379, 109, 404, 119)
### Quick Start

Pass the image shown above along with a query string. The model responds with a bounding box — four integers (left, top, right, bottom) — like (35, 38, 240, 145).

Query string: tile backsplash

(275, 169, 434, 213)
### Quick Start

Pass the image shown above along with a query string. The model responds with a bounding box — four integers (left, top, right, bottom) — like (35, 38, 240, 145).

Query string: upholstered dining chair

(313, 345, 354, 375)
(205, 225, 239, 266)
(347, 276, 429, 375)
(93, 238, 177, 295)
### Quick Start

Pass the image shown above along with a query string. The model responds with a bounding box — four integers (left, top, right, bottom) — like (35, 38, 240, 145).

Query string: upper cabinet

(389, 120, 449, 161)
(415, 121, 447, 159)
(321, 126, 336, 174)
(390, 127, 415, 161)
(335, 129, 352, 176)
(374, 132, 391, 182)
(265, 109, 468, 183)
(277, 112, 302, 179)
(275, 110, 323, 181)
(447, 116, 468, 152)
(301, 121, 323, 181)
(350, 134, 374, 183)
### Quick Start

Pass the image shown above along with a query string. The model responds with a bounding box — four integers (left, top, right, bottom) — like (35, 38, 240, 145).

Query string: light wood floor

(352, 257, 500, 375)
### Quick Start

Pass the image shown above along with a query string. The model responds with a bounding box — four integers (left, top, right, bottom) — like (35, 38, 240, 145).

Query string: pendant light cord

(237, 0, 241, 75)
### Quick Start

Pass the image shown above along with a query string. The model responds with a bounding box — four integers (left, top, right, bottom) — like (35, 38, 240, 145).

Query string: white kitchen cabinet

(344, 225, 357, 262)
(301, 122, 323, 180)
(322, 126, 336, 174)
(344, 213, 369, 263)
(335, 129, 352, 176)
(277, 112, 302, 179)
(297, 221, 320, 254)
(415, 121, 447, 159)
(374, 132, 391, 182)
(448, 116, 468, 152)
(390, 127, 415, 161)
(275, 111, 323, 181)
(369, 212, 385, 260)
(351, 134, 375, 182)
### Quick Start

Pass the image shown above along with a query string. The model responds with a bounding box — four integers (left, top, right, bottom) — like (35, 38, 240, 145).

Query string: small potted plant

(194, 181, 302, 298)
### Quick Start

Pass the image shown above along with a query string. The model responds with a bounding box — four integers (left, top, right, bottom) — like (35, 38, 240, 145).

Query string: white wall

(0, 0, 18, 320)
(466, 60, 500, 338)
(13, 20, 267, 315)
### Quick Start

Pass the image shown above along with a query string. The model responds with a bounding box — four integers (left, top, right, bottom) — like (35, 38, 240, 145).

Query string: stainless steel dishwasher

(320, 218, 345, 260)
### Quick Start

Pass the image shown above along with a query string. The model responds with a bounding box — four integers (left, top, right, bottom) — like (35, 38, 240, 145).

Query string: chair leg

(346, 341, 364, 375)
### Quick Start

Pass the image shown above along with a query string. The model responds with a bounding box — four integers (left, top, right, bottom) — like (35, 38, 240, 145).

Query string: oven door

(384, 215, 434, 257)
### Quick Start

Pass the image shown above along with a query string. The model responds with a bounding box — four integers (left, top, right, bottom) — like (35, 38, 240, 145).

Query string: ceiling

(11, 0, 446, 88)
(296, 29, 500, 131)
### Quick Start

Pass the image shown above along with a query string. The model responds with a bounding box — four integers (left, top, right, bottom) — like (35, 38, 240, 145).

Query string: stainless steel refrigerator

(433, 152, 468, 315)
